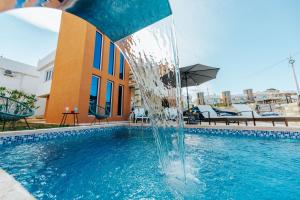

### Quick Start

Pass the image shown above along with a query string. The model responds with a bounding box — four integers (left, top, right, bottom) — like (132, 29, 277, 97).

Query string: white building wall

(35, 98, 47, 117)
(36, 51, 55, 97)
(0, 57, 40, 94)
(0, 51, 56, 118)
(34, 51, 56, 117)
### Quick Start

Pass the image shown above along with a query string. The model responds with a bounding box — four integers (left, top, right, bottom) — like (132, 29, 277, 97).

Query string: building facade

(221, 91, 232, 106)
(196, 92, 205, 105)
(44, 12, 131, 124)
(243, 89, 255, 103)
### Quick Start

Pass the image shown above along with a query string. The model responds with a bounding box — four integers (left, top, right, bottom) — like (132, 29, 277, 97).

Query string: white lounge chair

(134, 107, 149, 123)
(197, 105, 229, 125)
(232, 104, 300, 126)
(232, 104, 260, 118)
(197, 105, 253, 126)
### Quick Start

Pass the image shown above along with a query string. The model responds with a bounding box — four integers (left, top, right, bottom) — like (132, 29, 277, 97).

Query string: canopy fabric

(160, 64, 219, 89)
(0, 0, 172, 42)
(180, 64, 219, 112)
(180, 64, 219, 88)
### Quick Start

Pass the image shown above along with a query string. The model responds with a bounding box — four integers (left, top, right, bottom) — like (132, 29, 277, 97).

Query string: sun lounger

(197, 105, 229, 125)
(198, 105, 256, 126)
(232, 104, 300, 127)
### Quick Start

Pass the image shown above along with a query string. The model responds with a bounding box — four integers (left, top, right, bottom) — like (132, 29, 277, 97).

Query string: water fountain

(0, 0, 186, 180)
(116, 16, 185, 179)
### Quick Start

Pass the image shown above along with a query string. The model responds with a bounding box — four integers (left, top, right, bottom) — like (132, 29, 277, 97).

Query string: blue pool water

(0, 127, 300, 199)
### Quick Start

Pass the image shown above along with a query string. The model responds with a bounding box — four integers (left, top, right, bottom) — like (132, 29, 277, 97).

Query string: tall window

(119, 54, 124, 79)
(93, 32, 103, 70)
(45, 69, 53, 82)
(117, 85, 124, 116)
(105, 81, 113, 116)
(108, 42, 115, 75)
(89, 75, 100, 114)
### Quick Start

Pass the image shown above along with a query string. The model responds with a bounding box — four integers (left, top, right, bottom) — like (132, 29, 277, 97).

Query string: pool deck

(0, 169, 35, 200)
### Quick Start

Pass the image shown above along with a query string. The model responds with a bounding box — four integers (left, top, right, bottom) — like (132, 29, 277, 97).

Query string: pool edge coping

(1, 123, 300, 138)
(0, 169, 36, 200)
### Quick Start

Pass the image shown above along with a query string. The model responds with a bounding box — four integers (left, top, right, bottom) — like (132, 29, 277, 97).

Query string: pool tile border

(186, 128, 300, 139)
(1, 124, 300, 146)
(0, 125, 125, 146)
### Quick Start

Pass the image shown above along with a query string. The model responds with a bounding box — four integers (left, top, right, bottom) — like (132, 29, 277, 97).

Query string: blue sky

(0, 1, 300, 95)
(172, 0, 300, 95)
(0, 8, 59, 66)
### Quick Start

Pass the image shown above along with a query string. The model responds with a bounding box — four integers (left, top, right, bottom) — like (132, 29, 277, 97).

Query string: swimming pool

(0, 126, 300, 199)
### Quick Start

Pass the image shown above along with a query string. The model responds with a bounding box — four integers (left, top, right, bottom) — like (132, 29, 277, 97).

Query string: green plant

(0, 87, 39, 110)
(0, 87, 6, 97)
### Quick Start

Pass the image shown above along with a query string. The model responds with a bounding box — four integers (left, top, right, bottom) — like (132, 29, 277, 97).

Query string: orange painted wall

(45, 12, 131, 124)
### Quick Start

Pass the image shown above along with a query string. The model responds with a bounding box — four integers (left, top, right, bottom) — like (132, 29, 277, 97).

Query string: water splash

(116, 16, 186, 180)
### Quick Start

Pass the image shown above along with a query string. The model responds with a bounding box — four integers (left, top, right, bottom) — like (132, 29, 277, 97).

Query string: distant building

(231, 94, 247, 104)
(221, 91, 232, 106)
(255, 88, 297, 104)
(205, 94, 221, 105)
(196, 92, 205, 105)
(244, 89, 255, 102)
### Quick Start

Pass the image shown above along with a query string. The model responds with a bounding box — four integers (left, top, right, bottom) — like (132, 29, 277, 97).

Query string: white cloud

(6, 7, 62, 33)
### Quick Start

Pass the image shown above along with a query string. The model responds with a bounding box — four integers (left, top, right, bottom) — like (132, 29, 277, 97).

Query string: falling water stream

(116, 16, 186, 181)
(0, 0, 187, 188)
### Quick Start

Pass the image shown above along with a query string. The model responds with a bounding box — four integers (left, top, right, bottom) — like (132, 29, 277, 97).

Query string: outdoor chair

(0, 96, 34, 131)
(89, 104, 109, 125)
(133, 107, 149, 123)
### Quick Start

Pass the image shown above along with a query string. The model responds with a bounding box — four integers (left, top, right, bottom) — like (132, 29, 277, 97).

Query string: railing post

(5, 98, 8, 113)
(252, 111, 256, 126)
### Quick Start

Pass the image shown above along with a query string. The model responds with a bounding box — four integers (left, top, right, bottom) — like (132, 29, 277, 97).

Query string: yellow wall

(45, 12, 130, 124)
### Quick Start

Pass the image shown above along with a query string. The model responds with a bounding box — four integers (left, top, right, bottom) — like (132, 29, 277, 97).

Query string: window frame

(44, 69, 53, 82)
(119, 54, 125, 80)
(108, 42, 115, 75)
(93, 31, 103, 70)
(117, 84, 124, 116)
(105, 80, 114, 116)
(88, 75, 100, 115)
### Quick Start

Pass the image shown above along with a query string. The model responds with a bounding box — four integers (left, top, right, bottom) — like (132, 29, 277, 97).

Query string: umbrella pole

(185, 73, 190, 124)
(186, 73, 190, 110)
